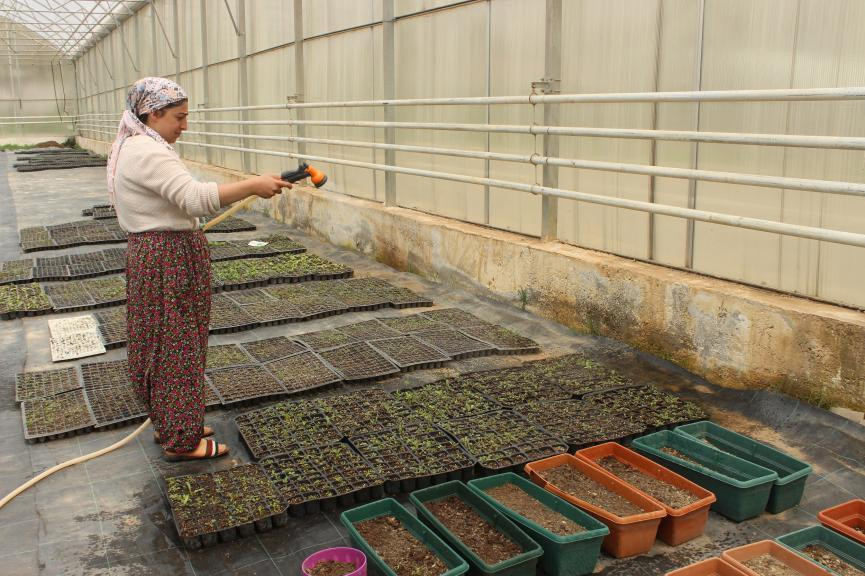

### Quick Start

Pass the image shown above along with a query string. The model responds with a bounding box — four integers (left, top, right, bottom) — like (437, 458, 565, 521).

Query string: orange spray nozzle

(280, 163, 328, 188)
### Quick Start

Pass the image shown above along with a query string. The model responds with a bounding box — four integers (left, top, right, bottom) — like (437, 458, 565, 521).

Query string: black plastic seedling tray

(318, 341, 400, 382)
(413, 328, 496, 360)
(460, 325, 540, 355)
(235, 399, 341, 460)
(166, 464, 288, 550)
(207, 365, 287, 406)
(316, 388, 422, 437)
(368, 335, 451, 371)
(80, 360, 149, 429)
(21, 388, 96, 442)
(240, 336, 307, 362)
(15, 366, 82, 404)
(262, 350, 342, 394)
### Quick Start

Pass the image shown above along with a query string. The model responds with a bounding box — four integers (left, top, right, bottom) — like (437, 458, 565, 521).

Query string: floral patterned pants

(126, 230, 211, 453)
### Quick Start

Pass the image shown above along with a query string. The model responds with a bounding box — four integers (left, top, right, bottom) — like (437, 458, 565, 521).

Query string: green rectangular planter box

(468, 473, 609, 576)
(340, 497, 469, 576)
(777, 525, 865, 576)
(410, 480, 543, 576)
(631, 430, 778, 522)
(675, 421, 811, 513)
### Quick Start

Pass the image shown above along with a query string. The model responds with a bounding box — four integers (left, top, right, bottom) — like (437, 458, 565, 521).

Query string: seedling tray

(203, 377, 221, 408)
(240, 336, 306, 362)
(336, 319, 401, 341)
(341, 497, 469, 576)
(68, 261, 106, 278)
(576, 442, 716, 546)
(721, 540, 833, 576)
(440, 409, 568, 475)
(632, 430, 778, 522)
(265, 284, 348, 319)
(777, 525, 865, 575)
(460, 325, 540, 354)
(377, 313, 447, 333)
(316, 388, 422, 437)
(43, 283, 96, 311)
(675, 421, 811, 514)
(525, 454, 667, 559)
(318, 341, 400, 382)
(22, 389, 96, 442)
(306, 280, 391, 311)
(393, 379, 501, 423)
(242, 300, 303, 325)
(0, 283, 52, 319)
(381, 285, 434, 309)
(420, 308, 491, 328)
(207, 365, 286, 406)
(209, 296, 258, 333)
(413, 329, 497, 359)
(98, 322, 127, 348)
(542, 353, 634, 398)
(312, 443, 387, 507)
(410, 480, 543, 576)
(223, 288, 276, 307)
(296, 328, 359, 351)
(465, 365, 572, 408)
(200, 214, 256, 232)
(235, 400, 341, 459)
(15, 366, 81, 403)
(368, 335, 451, 370)
(819, 500, 865, 547)
(263, 350, 342, 394)
(166, 464, 287, 549)
(588, 385, 706, 431)
(81, 360, 148, 428)
(469, 473, 610, 576)
(206, 344, 257, 371)
(518, 398, 648, 450)
(349, 424, 476, 494)
(32, 265, 71, 282)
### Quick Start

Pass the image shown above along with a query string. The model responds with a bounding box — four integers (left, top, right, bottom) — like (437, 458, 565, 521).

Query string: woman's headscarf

(106, 77, 188, 204)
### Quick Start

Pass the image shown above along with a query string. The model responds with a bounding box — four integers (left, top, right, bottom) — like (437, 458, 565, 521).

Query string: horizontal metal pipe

(180, 129, 865, 198)
(183, 118, 865, 150)
(0, 120, 76, 125)
(169, 137, 865, 249)
(185, 86, 865, 113)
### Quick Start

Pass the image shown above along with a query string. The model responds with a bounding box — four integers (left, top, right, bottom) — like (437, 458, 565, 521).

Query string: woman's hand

(248, 174, 293, 198)
(217, 174, 293, 207)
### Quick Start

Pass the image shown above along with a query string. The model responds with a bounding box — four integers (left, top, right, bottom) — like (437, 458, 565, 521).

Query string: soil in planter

(661, 447, 701, 466)
(355, 515, 448, 576)
(597, 456, 699, 509)
(425, 495, 523, 566)
(484, 483, 584, 536)
(659, 447, 752, 481)
(802, 545, 865, 576)
(538, 464, 643, 517)
(742, 554, 803, 576)
(307, 560, 357, 576)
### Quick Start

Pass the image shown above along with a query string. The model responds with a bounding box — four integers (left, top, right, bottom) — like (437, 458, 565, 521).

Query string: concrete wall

(78, 134, 865, 410)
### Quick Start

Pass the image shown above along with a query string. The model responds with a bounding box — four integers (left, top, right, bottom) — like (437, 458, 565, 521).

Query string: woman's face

(149, 101, 189, 144)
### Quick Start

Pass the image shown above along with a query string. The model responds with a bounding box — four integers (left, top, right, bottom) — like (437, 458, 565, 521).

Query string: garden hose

(0, 195, 259, 511)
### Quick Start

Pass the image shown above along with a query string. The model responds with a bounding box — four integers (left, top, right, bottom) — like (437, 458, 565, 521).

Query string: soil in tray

(206, 344, 254, 370)
(355, 515, 449, 576)
(425, 495, 523, 566)
(802, 545, 865, 576)
(484, 483, 585, 536)
(538, 464, 643, 517)
(743, 554, 803, 576)
(597, 456, 699, 509)
(16, 366, 81, 402)
(307, 560, 357, 576)
(241, 336, 306, 362)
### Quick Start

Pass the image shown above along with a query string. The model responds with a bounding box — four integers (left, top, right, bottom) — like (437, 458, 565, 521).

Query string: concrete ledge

(79, 137, 865, 410)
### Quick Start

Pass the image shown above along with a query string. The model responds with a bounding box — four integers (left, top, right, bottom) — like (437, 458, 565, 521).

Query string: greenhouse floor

(0, 153, 863, 576)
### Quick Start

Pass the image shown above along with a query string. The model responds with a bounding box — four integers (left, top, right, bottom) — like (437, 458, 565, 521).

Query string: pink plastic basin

(301, 547, 367, 576)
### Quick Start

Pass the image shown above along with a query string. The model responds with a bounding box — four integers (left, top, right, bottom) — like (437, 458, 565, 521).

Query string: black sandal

(164, 438, 229, 462)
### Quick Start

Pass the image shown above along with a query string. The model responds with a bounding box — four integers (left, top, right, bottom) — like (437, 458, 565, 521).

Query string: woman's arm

(217, 174, 293, 207)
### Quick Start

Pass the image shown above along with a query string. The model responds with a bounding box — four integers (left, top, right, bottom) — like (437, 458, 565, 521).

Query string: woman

(108, 77, 292, 461)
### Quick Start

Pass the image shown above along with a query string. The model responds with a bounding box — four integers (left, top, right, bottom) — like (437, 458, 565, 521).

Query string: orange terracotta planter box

(721, 540, 834, 576)
(666, 557, 750, 576)
(818, 499, 865, 546)
(524, 453, 666, 558)
(576, 442, 716, 546)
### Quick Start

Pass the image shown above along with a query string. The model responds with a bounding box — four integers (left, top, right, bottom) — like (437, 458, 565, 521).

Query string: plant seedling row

(166, 463, 288, 549)
(21, 388, 96, 442)
(235, 400, 342, 460)
(15, 366, 82, 403)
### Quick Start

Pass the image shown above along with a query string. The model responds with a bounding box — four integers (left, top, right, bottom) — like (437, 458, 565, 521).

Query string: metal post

(172, 0, 180, 81)
(235, 0, 250, 172)
(539, 0, 561, 241)
(383, 0, 396, 206)
(647, 0, 664, 261)
(685, 0, 706, 269)
(199, 0, 212, 165)
(72, 59, 82, 137)
(150, 0, 158, 75)
(293, 0, 306, 157)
